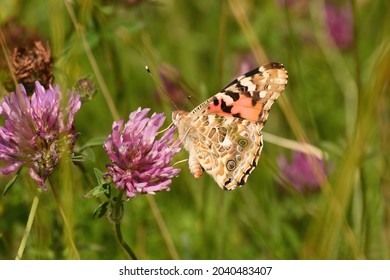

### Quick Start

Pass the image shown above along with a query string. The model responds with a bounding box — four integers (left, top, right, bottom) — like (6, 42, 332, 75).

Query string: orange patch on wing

(207, 95, 263, 122)
(230, 96, 263, 121)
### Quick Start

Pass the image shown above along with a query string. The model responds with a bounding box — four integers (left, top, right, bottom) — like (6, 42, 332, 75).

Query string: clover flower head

(104, 108, 181, 198)
(9, 41, 53, 94)
(157, 64, 187, 106)
(278, 152, 330, 191)
(325, 2, 354, 50)
(0, 82, 81, 189)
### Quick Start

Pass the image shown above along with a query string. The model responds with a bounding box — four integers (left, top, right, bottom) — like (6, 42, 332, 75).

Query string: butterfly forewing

(207, 62, 288, 123)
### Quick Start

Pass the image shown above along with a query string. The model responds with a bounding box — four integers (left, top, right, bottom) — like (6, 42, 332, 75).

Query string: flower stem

(49, 178, 80, 259)
(113, 191, 138, 260)
(64, 0, 119, 121)
(15, 187, 42, 260)
(114, 222, 138, 260)
(147, 196, 180, 259)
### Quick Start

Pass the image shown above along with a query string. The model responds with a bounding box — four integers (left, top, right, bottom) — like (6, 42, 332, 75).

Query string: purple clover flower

(157, 64, 188, 107)
(235, 53, 256, 77)
(0, 82, 81, 189)
(278, 152, 329, 191)
(325, 2, 354, 50)
(103, 108, 181, 198)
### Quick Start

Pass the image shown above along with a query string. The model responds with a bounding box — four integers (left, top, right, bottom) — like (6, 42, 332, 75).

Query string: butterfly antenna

(145, 66, 179, 111)
(157, 121, 174, 135)
(172, 124, 192, 149)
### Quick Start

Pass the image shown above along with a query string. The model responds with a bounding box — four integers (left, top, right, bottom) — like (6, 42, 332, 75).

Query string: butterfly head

(172, 110, 188, 126)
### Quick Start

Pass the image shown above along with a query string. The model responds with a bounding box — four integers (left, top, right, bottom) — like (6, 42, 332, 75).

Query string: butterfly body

(173, 62, 288, 190)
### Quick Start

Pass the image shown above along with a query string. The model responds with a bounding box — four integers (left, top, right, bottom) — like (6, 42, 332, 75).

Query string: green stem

(146, 195, 180, 259)
(49, 178, 80, 259)
(63, 0, 119, 121)
(15, 187, 42, 260)
(113, 191, 138, 260)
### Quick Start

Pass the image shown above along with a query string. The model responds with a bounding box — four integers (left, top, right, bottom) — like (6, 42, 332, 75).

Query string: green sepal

(83, 169, 111, 198)
(3, 169, 21, 196)
(93, 201, 110, 219)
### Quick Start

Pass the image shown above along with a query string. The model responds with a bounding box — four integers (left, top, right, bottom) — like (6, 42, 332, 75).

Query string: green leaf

(103, 182, 111, 199)
(3, 170, 21, 196)
(94, 168, 108, 186)
(83, 169, 111, 198)
(93, 201, 110, 219)
(81, 147, 96, 162)
(78, 136, 107, 152)
(71, 154, 87, 162)
(83, 185, 107, 198)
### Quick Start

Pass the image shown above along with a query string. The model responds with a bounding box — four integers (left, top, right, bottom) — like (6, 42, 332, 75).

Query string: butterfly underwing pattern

(172, 62, 288, 190)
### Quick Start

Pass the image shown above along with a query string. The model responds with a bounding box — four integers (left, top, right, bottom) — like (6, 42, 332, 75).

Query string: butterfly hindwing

(183, 114, 263, 189)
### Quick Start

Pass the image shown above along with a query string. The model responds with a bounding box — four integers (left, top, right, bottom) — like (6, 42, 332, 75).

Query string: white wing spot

(221, 137, 232, 148)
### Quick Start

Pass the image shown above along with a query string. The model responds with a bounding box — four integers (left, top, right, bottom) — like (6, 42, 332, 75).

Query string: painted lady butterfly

(173, 62, 288, 190)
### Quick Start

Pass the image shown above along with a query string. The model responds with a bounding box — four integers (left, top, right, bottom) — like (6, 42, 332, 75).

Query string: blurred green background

(0, 0, 390, 259)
